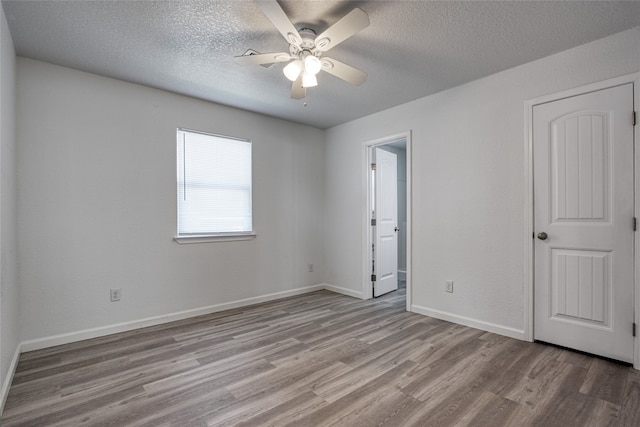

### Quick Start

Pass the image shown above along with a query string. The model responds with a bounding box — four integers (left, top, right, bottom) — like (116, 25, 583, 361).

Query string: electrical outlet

(110, 288, 121, 302)
(445, 280, 454, 293)
(308, 263, 314, 273)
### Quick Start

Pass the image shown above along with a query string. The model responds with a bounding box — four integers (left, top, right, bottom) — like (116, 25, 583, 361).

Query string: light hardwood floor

(2, 287, 640, 426)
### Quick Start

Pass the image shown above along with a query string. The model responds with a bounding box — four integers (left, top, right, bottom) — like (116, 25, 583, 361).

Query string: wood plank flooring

(2, 287, 640, 426)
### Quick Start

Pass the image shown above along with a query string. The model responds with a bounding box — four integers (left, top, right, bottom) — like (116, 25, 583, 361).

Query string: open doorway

(363, 132, 411, 311)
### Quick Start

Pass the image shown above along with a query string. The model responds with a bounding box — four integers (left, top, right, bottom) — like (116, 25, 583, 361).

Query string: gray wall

(324, 27, 640, 337)
(0, 6, 18, 409)
(16, 58, 325, 345)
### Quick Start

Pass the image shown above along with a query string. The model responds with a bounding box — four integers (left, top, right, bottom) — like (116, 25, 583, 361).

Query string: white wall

(17, 59, 325, 345)
(0, 5, 19, 409)
(325, 27, 640, 337)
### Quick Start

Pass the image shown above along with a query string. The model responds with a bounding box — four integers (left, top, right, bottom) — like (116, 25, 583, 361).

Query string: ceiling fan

(235, 0, 370, 100)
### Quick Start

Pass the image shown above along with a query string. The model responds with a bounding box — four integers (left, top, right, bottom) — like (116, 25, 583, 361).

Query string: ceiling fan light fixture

(303, 55, 322, 75)
(283, 60, 303, 81)
(245, 2, 370, 99)
(302, 72, 318, 88)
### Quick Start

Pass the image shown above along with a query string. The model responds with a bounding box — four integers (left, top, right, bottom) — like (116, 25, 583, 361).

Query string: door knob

(394, 226, 400, 232)
(537, 232, 548, 240)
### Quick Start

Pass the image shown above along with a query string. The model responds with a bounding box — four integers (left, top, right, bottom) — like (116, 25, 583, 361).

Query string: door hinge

(371, 274, 376, 282)
(633, 322, 636, 337)
(371, 164, 376, 171)
(371, 218, 376, 226)
(634, 217, 637, 232)
(633, 111, 637, 126)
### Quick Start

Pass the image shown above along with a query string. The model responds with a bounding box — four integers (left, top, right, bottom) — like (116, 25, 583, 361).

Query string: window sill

(174, 233, 257, 244)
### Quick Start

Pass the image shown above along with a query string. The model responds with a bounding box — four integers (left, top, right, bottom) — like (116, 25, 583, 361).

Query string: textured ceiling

(3, 1, 640, 129)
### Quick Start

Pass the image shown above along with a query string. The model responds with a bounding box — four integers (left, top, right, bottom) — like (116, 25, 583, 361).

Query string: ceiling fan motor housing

(289, 27, 322, 60)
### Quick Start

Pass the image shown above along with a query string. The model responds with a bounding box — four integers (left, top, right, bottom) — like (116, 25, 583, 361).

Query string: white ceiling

(3, 1, 640, 129)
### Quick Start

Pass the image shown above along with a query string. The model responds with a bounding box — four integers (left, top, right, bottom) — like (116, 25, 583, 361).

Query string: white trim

(362, 142, 371, 299)
(524, 72, 640, 368)
(1, 343, 21, 414)
(174, 232, 257, 244)
(20, 285, 323, 352)
(405, 137, 413, 311)
(362, 131, 413, 310)
(177, 127, 251, 143)
(526, 74, 639, 107)
(323, 283, 364, 299)
(523, 87, 535, 342)
(634, 77, 640, 371)
(411, 305, 526, 341)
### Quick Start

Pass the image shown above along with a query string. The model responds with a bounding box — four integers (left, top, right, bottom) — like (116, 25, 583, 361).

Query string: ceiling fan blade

(320, 57, 367, 85)
(291, 75, 305, 99)
(257, 1, 302, 47)
(314, 8, 369, 52)
(235, 52, 292, 66)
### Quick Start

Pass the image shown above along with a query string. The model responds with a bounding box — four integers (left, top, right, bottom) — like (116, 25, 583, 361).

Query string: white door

(533, 84, 634, 363)
(374, 147, 399, 297)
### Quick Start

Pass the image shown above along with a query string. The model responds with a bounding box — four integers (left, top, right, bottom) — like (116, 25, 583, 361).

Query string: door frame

(372, 147, 399, 297)
(362, 131, 412, 310)
(524, 73, 640, 369)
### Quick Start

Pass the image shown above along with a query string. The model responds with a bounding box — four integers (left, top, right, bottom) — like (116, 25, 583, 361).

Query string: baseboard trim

(21, 285, 325, 352)
(411, 305, 526, 341)
(322, 283, 364, 299)
(1, 342, 22, 414)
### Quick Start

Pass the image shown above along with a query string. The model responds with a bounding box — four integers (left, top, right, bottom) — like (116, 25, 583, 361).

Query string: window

(175, 128, 254, 243)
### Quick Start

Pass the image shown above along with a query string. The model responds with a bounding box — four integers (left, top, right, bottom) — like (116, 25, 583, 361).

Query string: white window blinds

(177, 129, 252, 235)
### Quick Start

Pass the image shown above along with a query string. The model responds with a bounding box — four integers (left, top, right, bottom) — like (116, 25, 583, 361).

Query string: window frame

(174, 128, 256, 244)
